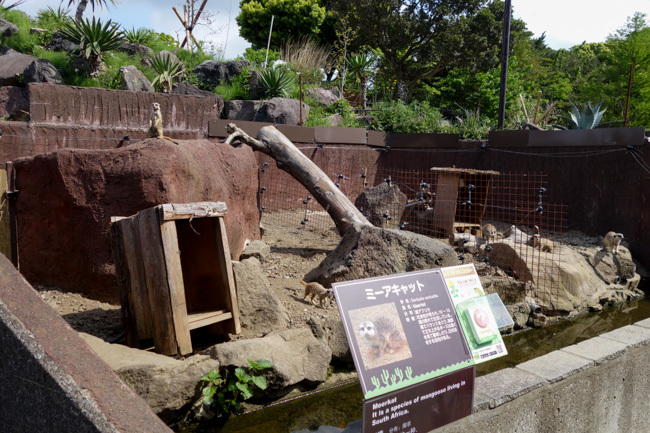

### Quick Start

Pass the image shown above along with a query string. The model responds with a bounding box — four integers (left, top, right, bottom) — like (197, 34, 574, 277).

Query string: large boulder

(239, 240, 271, 262)
(14, 140, 260, 301)
(80, 333, 219, 421)
(0, 86, 28, 120)
(172, 82, 217, 98)
(305, 88, 340, 107)
(118, 42, 154, 59)
(253, 97, 310, 125)
(118, 65, 154, 92)
(204, 328, 331, 396)
(232, 257, 290, 338)
(224, 100, 261, 121)
(307, 316, 352, 364)
(44, 30, 77, 53)
(23, 59, 63, 85)
(354, 182, 407, 229)
(587, 246, 636, 284)
(248, 69, 263, 99)
(193, 60, 250, 87)
(305, 223, 458, 287)
(0, 18, 18, 37)
(0, 51, 36, 86)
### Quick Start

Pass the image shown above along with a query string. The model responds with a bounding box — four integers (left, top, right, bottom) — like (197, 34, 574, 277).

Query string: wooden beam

(160, 202, 227, 221)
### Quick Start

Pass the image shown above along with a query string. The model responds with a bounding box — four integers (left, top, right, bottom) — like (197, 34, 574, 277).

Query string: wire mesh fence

(257, 155, 567, 311)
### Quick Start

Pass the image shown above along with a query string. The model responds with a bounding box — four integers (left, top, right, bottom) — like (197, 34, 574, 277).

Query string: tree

(329, 0, 487, 101)
(236, 0, 326, 49)
(66, 0, 117, 21)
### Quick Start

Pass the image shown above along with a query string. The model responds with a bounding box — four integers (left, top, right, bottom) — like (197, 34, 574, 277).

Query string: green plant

(259, 67, 296, 98)
(0, 0, 25, 11)
(36, 6, 71, 29)
(242, 47, 279, 68)
(150, 52, 185, 92)
(345, 52, 374, 109)
(201, 359, 271, 415)
(372, 100, 444, 133)
(280, 36, 330, 84)
(123, 27, 151, 45)
(60, 17, 124, 77)
(557, 100, 607, 129)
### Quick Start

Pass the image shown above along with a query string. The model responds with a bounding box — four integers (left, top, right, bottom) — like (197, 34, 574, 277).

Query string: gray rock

(306, 88, 340, 107)
(248, 69, 263, 99)
(23, 59, 63, 84)
(193, 59, 250, 87)
(0, 45, 17, 55)
(354, 182, 407, 229)
(155, 50, 181, 66)
(240, 240, 271, 262)
(506, 302, 530, 330)
(308, 316, 352, 364)
(305, 223, 458, 287)
(232, 257, 289, 337)
(326, 113, 344, 126)
(224, 99, 261, 121)
(0, 86, 28, 120)
(80, 333, 219, 421)
(172, 82, 215, 98)
(0, 51, 36, 86)
(587, 247, 636, 284)
(117, 65, 154, 92)
(118, 42, 154, 59)
(29, 27, 48, 36)
(70, 56, 106, 76)
(253, 97, 310, 125)
(44, 30, 77, 53)
(0, 18, 18, 37)
(204, 328, 332, 395)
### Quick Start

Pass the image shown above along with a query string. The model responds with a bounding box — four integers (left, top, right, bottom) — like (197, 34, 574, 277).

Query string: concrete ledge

(561, 336, 628, 365)
(599, 324, 650, 348)
(208, 118, 273, 138)
(475, 368, 545, 409)
(516, 350, 593, 383)
(314, 126, 366, 144)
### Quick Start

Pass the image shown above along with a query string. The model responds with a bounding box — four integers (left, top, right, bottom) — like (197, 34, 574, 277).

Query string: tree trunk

(361, 74, 368, 110)
(75, 0, 89, 20)
(224, 123, 371, 236)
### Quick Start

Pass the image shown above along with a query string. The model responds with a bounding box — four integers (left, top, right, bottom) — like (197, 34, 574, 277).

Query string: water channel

(179, 293, 650, 433)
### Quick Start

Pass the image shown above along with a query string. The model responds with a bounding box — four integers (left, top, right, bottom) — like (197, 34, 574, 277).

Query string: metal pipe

(264, 15, 274, 67)
(497, 0, 512, 129)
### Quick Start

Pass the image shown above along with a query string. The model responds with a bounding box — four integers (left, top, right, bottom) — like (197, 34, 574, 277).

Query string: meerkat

(482, 223, 497, 243)
(604, 231, 624, 254)
(529, 234, 554, 252)
(148, 102, 178, 143)
(358, 316, 406, 358)
(301, 280, 333, 307)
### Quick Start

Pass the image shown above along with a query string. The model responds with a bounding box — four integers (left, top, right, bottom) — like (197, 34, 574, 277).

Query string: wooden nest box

(111, 202, 240, 355)
(430, 167, 500, 238)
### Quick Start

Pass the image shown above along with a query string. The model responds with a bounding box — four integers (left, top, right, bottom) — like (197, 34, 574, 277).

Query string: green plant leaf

(254, 359, 272, 370)
(236, 382, 253, 400)
(251, 375, 268, 390)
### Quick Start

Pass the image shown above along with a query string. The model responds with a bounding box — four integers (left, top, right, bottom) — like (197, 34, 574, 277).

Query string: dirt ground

(36, 212, 344, 343)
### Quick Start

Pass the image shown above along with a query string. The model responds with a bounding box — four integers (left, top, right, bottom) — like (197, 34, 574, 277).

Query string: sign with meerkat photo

(333, 269, 473, 399)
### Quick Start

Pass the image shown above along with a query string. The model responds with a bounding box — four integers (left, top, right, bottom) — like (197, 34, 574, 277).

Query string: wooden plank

(432, 172, 460, 237)
(217, 217, 241, 334)
(160, 202, 227, 221)
(159, 218, 193, 355)
(137, 208, 178, 355)
(187, 310, 232, 330)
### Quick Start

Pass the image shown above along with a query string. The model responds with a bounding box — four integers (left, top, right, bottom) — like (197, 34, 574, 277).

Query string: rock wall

(14, 139, 259, 301)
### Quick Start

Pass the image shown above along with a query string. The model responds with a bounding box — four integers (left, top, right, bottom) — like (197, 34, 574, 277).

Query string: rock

(587, 247, 636, 284)
(70, 56, 106, 76)
(172, 82, 215, 97)
(0, 46, 17, 55)
(0, 86, 28, 120)
(506, 302, 530, 330)
(305, 88, 340, 107)
(307, 316, 352, 364)
(253, 97, 310, 125)
(354, 182, 407, 229)
(325, 113, 344, 126)
(0, 51, 36, 86)
(118, 42, 154, 59)
(223, 100, 261, 121)
(240, 240, 271, 262)
(29, 27, 48, 36)
(0, 18, 18, 37)
(14, 140, 260, 301)
(527, 312, 547, 328)
(80, 333, 219, 421)
(248, 69, 263, 99)
(117, 65, 154, 92)
(155, 50, 181, 65)
(305, 223, 458, 287)
(204, 328, 331, 395)
(23, 59, 63, 85)
(232, 258, 290, 337)
(44, 30, 77, 53)
(193, 60, 250, 87)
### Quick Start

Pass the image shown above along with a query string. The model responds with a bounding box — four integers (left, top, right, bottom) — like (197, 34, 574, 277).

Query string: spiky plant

(36, 6, 72, 29)
(60, 17, 123, 76)
(0, 0, 26, 11)
(559, 101, 607, 129)
(259, 67, 296, 99)
(123, 27, 151, 45)
(346, 52, 375, 109)
(150, 53, 185, 93)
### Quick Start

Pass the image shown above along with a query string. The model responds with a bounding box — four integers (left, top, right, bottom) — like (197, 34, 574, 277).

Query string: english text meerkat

(358, 317, 406, 358)
(149, 102, 163, 138)
(604, 231, 624, 254)
(301, 280, 333, 307)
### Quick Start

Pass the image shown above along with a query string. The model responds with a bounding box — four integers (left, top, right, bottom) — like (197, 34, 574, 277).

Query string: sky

(14, 0, 650, 60)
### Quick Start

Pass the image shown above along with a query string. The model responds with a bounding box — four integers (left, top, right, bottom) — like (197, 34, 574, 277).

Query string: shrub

(150, 53, 185, 92)
(259, 67, 295, 98)
(372, 101, 444, 134)
(280, 37, 330, 85)
(60, 17, 124, 77)
(123, 27, 152, 45)
(36, 6, 71, 30)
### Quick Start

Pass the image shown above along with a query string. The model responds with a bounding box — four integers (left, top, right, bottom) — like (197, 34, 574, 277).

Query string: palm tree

(346, 53, 374, 110)
(66, 0, 117, 21)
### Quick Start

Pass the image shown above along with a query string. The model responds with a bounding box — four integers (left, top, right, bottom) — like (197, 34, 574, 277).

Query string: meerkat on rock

(148, 102, 178, 143)
(604, 231, 624, 254)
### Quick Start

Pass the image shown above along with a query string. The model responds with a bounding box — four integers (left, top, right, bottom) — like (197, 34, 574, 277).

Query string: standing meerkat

(358, 316, 406, 358)
(301, 280, 333, 307)
(149, 102, 163, 138)
(603, 232, 624, 254)
(482, 223, 497, 243)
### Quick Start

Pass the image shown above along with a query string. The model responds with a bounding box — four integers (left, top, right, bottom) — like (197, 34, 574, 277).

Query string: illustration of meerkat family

(349, 303, 412, 370)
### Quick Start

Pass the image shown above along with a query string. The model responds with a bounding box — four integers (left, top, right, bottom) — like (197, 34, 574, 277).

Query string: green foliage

(558, 101, 607, 129)
(259, 66, 296, 98)
(446, 109, 493, 139)
(213, 69, 251, 100)
(123, 27, 152, 45)
(237, 0, 327, 50)
(60, 17, 124, 76)
(346, 52, 374, 81)
(200, 359, 271, 415)
(0, 8, 40, 53)
(150, 53, 185, 93)
(147, 32, 180, 52)
(242, 47, 279, 68)
(280, 37, 331, 85)
(36, 6, 72, 29)
(371, 100, 444, 134)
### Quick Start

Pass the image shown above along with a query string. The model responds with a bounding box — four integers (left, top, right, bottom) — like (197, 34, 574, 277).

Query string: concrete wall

(436, 319, 650, 432)
(0, 254, 171, 432)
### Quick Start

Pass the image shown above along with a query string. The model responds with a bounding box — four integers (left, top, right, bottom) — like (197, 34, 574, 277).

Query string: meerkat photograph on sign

(348, 302, 412, 370)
